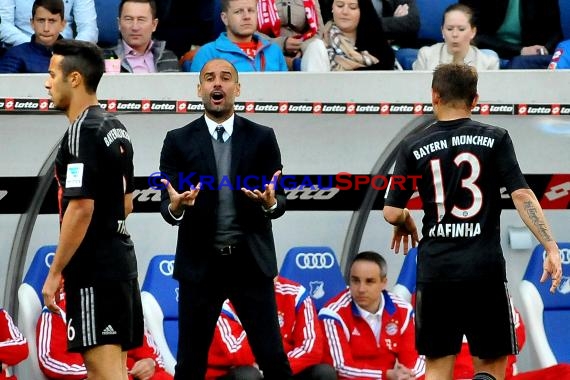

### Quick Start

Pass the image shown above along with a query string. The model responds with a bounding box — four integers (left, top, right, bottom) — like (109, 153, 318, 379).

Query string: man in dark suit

(159, 58, 292, 380)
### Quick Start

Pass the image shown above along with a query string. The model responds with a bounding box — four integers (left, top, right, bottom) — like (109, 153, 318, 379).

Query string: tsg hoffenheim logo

(310, 281, 325, 300)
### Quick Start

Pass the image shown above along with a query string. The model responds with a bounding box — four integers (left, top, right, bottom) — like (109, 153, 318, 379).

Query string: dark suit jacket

(460, 0, 563, 58)
(159, 114, 286, 283)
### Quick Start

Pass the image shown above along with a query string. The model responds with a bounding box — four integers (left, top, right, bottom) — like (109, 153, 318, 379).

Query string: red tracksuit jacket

(36, 302, 172, 380)
(207, 277, 326, 377)
(206, 301, 256, 380)
(319, 289, 425, 379)
(0, 309, 29, 380)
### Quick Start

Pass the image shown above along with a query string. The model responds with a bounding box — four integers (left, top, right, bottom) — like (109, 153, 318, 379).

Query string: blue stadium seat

(140, 255, 178, 374)
(17, 245, 57, 380)
(391, 248, 418, 303)
(279, 246, 346, 310)
(519, 243, 570, 367)
(415, 0, 457, 44)
(95, 0, 120, 47)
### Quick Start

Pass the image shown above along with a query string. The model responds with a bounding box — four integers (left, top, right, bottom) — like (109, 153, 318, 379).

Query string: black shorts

(65, 279, 144, 352)
(415, 280, 518, 359)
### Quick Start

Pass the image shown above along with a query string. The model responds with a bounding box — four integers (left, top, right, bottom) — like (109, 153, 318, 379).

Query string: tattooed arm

(512, 188, 562, 293)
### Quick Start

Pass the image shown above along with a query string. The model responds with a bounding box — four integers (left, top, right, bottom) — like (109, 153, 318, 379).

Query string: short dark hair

(432, 63, 478, 108)
(441, 3, 476, 28)
(119, 0, 157, 19)
(221, 0, 244, 12)
(32, 0, 64, 19)
(52, 40, 105, 94)
(351, 251, 388, 278)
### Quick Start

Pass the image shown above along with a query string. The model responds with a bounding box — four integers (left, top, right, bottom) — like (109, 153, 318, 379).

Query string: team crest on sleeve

(65, 163, 84, 188)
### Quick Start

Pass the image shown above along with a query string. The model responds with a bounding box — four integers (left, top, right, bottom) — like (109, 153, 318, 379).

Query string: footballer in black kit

(384, 64, 561, 380)
(386, 119, 527, 283)
(385, 118, 525, 363)
(55, 105, 143, 352)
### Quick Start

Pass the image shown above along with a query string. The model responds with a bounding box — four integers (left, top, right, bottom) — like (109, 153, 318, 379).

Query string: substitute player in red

(383, 63, 562, 380)
(36, 286, 172, 380)
(206, 277, 336, 379)
(319, 251, 425, 379)
(0, 308, 28, 380)
(42, 39, 143, 380)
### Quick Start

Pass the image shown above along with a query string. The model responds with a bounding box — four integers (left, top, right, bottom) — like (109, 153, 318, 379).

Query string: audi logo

(295, 252, 335, 269)
(543, 248, 570, 265)
(159, 260, 175, 276)
(44, 252, 55, 268)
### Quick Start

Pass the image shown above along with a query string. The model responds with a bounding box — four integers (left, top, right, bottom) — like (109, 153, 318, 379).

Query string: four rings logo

(295, 252, 335, 269)
(159, 260, 175, 276)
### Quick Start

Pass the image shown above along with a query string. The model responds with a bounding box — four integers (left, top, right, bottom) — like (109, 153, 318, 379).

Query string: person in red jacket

(206, 300, 261, 380)
(36, 287, 172, 380)
(206, 278, 336, 379)
(319, 251, 425, 379)
(273, 276, 336, 379)
(0, 308, 29, 380)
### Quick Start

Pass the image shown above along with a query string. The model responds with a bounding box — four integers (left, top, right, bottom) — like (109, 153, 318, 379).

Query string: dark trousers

(174, 249, 292, 379)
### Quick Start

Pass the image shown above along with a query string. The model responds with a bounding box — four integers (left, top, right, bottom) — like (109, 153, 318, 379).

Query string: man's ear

(234, 82, 241, 97)
(471, 93, 479, 109)
(431, 89, 440, 105)
(69, 71, 82, 88)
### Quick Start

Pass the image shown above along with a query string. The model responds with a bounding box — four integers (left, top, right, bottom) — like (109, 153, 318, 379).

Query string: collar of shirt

(123, 39, 156, 73)
(123, 39, 154, 56)
(205, 114, 235, 142)
(355, 296, 385, 340)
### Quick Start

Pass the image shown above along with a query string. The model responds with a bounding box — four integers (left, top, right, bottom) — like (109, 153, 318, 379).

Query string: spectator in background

(548, 39, 570, 69)
(304, 0, 395, 71)
(320, 0, 419, 47)
(256, 0, 329, 71)
(36, 284, 173, 380)
(0, 308, 29, 380)
(413, 4, 499, 71)
(105, 0, 179, 73)
(459, 0, 563, 68)
(188, 0, 287, 72)
(371, 0, 420, 48)
(0, 0, 66, 73)
(319, 251, 425, 379)
(0, 0, 97, 47)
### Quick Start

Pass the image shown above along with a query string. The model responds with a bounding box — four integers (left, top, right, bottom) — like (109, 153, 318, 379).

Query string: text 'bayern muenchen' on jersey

(385, 118, 528, 282)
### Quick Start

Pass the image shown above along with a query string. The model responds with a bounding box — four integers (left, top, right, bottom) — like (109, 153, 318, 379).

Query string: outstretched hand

(241, 170, 281, 209)
(161, 179, 201, 216)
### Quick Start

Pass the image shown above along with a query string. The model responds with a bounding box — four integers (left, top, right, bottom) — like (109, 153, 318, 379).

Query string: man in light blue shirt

(0, 0, 98, 46)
